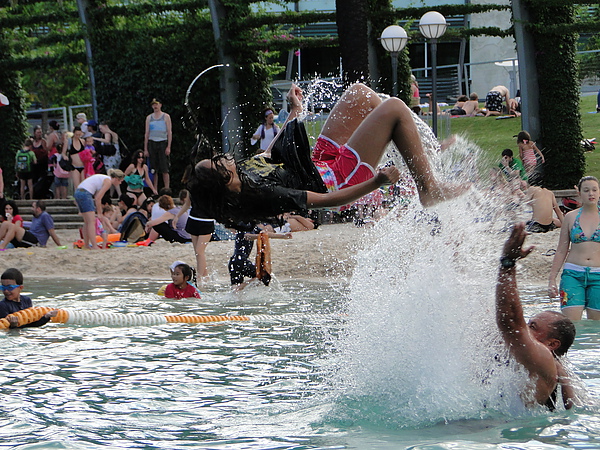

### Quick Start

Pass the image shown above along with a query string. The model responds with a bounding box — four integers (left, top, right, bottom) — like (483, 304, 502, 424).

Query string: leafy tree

(0, 34, 28, 190)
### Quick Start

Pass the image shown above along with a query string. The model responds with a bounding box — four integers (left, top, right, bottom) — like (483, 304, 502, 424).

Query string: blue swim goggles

(0, 284, 21, 291)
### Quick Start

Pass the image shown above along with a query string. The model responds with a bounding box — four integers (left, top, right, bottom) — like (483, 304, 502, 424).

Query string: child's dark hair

(1, 268, 23, 285)
(516, 131, 531, 143)
(119, 193, 136, 210)
(501, 148, 513, 158)
(140, 197, 155, 212)
(174, 263, 197, 286)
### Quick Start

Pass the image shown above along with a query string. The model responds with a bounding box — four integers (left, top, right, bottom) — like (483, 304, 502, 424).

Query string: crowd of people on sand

(2, 80, 599, 411)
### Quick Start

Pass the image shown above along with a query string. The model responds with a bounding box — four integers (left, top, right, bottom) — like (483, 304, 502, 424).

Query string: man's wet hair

(545, 311, 576, 356)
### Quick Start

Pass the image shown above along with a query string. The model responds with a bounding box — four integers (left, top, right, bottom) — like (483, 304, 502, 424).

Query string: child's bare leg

(320, 83, 382, 146)
(347, 97, 469, 206)
(27, 180, 33, 198)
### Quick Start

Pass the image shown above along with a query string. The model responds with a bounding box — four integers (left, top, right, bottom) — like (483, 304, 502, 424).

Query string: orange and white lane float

(0, 307, 253, 329)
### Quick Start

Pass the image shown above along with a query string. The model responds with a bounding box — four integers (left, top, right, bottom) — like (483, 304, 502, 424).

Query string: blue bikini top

(570, 208, 600, 243)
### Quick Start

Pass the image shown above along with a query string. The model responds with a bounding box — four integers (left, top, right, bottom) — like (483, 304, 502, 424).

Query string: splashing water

(295, 103, 578, 427)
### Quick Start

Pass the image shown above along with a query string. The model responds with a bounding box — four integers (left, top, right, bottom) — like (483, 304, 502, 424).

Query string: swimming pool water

(1, 278, 599, 449)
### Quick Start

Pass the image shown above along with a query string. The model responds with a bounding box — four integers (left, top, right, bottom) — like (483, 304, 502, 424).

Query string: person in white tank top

(74, 170, 125, 250)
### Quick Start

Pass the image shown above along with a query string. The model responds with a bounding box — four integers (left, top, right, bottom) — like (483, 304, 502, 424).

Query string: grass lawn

(449, 94, 600, 180)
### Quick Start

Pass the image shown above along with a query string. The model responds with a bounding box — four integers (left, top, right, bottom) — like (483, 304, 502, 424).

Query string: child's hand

(44, 310, 58, 319)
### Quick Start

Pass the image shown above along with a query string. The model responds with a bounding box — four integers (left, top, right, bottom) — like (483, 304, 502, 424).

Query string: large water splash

(322, 111, 554, 427)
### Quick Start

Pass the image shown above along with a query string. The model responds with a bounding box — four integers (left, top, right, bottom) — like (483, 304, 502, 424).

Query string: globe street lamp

(379, 25, 408, 97)
(419, 11, 447, 137)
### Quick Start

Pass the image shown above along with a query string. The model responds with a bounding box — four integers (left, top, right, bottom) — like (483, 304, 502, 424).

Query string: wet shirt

(0, 295, 51, 327)
(164, 283, 200, 299)
(238, 156, 308, 217)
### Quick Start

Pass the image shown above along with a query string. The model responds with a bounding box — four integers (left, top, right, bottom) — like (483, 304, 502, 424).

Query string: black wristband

(500, 256, 516, 268)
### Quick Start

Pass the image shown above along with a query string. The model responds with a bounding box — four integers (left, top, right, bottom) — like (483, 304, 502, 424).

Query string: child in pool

(164, 261, 201, 299)
(0, 268, 57, 328)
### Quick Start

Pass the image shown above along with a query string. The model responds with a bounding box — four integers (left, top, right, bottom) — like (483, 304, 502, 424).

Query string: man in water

(497, 223, 576, 409)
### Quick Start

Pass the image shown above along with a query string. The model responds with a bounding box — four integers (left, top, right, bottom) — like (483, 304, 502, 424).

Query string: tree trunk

(336, 0, 369, 87)
(208, 0, 243, 158)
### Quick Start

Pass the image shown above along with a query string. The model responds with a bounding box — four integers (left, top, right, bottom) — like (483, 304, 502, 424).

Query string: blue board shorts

(560, 263, 600, 311)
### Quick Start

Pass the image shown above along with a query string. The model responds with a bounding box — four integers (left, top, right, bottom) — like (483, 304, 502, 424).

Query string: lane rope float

(0, 308, 340, 329)
(0, 307, 251, 329)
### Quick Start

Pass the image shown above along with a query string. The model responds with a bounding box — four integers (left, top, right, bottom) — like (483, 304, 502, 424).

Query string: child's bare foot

(419, 182, 471, 207)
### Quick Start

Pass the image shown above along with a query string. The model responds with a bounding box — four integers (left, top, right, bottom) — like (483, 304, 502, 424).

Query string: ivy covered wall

(0, 35, 28, 186)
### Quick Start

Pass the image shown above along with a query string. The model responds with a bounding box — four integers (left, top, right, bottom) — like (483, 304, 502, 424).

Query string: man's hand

(502, 222, 535, 261)
(375, 166, 400, 185)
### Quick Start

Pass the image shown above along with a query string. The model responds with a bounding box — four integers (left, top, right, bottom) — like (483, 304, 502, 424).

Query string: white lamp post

(419, 11, 447, 137)
(379, 25, 408, 97)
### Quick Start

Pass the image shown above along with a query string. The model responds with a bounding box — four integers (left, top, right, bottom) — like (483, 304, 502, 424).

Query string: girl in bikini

(549, 176, 600, 320)
(63, 126, 85, 187)
(124, 150, 158, 206)
(517, 130, 545, 178)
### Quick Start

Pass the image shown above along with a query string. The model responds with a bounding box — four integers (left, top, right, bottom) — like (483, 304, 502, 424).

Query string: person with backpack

(251, 108, 280, 152)
(15, 138, 37, 200)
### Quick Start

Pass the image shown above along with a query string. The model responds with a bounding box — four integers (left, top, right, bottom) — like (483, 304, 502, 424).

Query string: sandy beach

(0, 221, 560, 286)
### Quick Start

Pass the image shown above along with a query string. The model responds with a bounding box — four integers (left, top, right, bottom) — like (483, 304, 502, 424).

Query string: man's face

(1, 279, 23, 302)
(31, 203, 41, 218)
(528, 312, 556, 346)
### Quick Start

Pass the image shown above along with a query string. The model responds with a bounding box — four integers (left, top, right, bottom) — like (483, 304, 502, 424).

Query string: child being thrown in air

(164, 261, 201, 299)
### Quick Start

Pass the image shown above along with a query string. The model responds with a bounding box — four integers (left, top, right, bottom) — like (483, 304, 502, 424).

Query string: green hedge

(526, 1, 584, 188)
